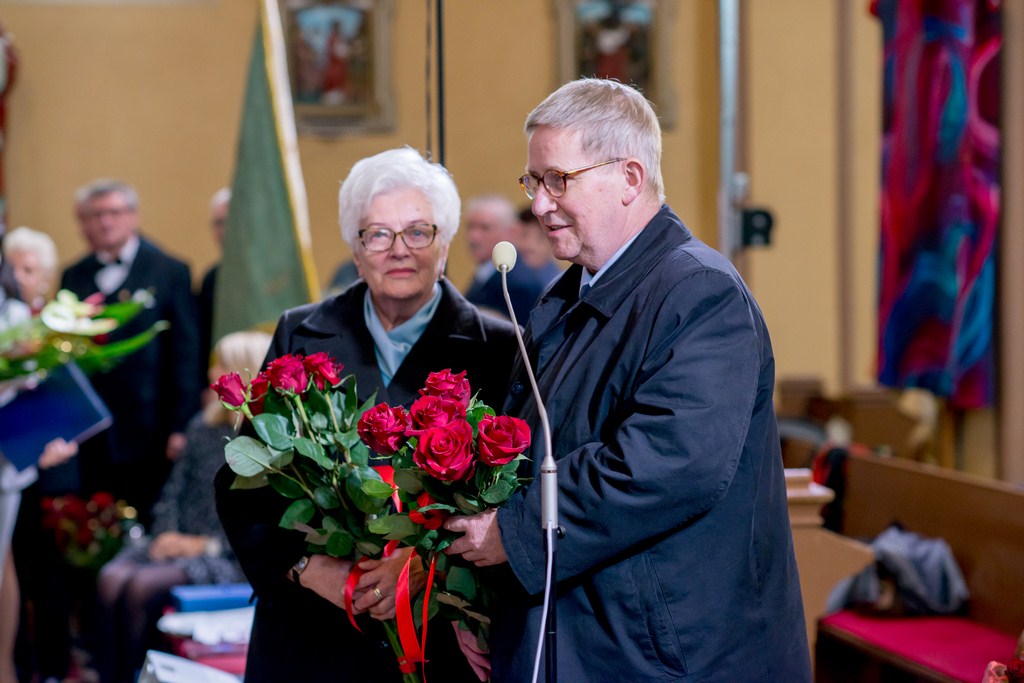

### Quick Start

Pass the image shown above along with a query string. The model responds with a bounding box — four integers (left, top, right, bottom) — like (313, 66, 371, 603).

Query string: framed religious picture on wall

(282, 0, 394, 135)
(555, 0, 676, 128)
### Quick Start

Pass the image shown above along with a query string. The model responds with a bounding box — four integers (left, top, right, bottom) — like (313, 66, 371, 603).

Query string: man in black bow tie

(60, 179, 201, 523)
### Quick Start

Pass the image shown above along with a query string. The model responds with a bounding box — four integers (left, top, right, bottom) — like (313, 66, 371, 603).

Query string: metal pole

(718, 0, 741, 260)
(435, 0, 445, 168)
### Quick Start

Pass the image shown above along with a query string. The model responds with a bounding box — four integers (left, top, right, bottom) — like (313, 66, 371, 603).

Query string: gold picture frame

(555, 0, 676, 128)
(282, 0, 395, 135)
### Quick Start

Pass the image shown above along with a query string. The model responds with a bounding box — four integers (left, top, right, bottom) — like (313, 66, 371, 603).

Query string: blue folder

(0, 362, 112, 471)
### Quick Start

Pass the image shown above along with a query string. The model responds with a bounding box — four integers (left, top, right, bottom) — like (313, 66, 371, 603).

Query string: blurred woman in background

(2, 226, 59, 313)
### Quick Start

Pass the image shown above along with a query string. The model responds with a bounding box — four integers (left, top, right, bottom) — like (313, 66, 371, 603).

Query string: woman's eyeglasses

(358, 223, 438, 253)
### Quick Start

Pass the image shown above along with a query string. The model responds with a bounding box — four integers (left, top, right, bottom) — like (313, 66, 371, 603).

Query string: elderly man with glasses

(445, 79, 812, 682)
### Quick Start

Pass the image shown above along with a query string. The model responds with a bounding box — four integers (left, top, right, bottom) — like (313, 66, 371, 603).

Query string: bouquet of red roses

(356, 369, 532, 668)
(40, 491, 133, 572)
(214, 352, 419, 680)
(213, 352, 394, 559)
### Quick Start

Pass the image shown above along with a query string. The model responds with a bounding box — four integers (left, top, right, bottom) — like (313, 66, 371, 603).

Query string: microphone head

(492, 241, 518, 272)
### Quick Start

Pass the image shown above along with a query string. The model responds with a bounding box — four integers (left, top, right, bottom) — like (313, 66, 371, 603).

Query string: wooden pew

(815, 452, 1024, 682)
(786, 469, 874, 665)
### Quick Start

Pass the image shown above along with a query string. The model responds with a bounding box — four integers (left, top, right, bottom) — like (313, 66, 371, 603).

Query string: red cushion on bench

(820, 610, 1018, 682)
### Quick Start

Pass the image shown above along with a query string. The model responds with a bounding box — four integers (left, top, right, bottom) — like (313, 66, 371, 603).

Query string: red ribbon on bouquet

(395, 550, 438, 679)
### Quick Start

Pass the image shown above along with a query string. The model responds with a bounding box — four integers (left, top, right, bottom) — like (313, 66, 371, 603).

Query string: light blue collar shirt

(363, 282, 443, 387)
(579, 229, 644, 296)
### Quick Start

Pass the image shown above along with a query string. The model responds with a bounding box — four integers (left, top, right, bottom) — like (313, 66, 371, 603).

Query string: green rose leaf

(343, 381, 359, 426)
(329, 390, 349, 430)
(345, 465, 387, 514)
(305, 384, 331, 415)
(267, 473, 305, 498)
(261, 389, 289, 415)
(279, 498, 314, 531)
(309, 412, 329, 432)
(453, 491, 484, 515)
(313, 485, 341, 510)
(229, 473, 269, 490)
(467, 404, 490, 431)
(327, 530, 355, 558)
(394, 468, 424, 495)
(368, 513, 419, 540)
(267, 446, 293, 469)
(481, 478, 515, 505)
(252, 413, 294, 451)
(295, 523, 329, 546)
(355, 539, 384, 557)
(339, 428, 361, 450)
(361, 479, 397, 499)
(294, 436, 332, 468)
(225, 436, 274, 476)
(445, 565, 478, 601)
(435, 592, 471, 611)
(349, 440, 370, 466)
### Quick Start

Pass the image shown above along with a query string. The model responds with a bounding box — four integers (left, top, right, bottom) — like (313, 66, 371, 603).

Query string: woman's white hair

(2, 226, 58, 276)
(337, 147, 461, 249)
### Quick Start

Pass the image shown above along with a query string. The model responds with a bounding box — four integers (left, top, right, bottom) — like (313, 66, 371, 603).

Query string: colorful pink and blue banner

(874, 0, 1000, 409)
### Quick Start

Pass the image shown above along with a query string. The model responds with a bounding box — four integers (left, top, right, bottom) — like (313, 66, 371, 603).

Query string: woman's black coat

(215, 279, 517, 682)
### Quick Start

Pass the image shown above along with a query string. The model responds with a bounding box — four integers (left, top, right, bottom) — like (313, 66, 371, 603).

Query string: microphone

(491, 240, 518, 272)
(491, 241, 555, 528)
(491, 241, 558, 683)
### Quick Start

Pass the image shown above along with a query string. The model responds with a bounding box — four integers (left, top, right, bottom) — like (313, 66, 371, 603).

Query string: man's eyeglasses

(85, 206, 134, 220)
(518, 158, 625, 200)
(358, 223, 438, 253)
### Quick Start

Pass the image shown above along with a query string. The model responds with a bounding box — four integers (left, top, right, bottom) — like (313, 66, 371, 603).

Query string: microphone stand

(492, 242, 557, 683)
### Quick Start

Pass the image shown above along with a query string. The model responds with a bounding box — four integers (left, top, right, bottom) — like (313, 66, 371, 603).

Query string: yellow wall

(2, 1, 1014, 476)
(2, 0, 715, 292)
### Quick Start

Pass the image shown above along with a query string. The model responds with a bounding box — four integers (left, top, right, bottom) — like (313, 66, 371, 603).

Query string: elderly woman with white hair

(216, 147, 518, 683)
(2, 226, 58, 312)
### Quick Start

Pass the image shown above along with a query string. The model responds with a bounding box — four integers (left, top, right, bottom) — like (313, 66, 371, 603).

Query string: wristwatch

(290, 555, 310, 583)
(203, 537, 223, 558)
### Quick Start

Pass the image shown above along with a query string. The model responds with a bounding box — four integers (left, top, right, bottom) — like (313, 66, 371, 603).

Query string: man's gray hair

(525, 78, 664, 201)
(74, 179, 140, 209)
(465, 194, 516, 228)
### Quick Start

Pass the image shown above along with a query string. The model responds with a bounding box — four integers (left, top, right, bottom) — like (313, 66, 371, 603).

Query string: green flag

(213, 0, 320, 344)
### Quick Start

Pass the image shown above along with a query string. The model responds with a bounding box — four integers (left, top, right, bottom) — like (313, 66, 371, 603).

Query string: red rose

(248, 374, 270, 415)
(90, 491, 116, 509)
(266, 355, 308, 394)
(63, 496, 89, 522)
(211, 372, 246, 407)
(303, 352, 343, 390)
(358, 404, 410, 455)
(413, 420, 475, 481)
(420, 369, 471, 407)
(408, 491, 449, 531)
(75, 526, 93, 547)
(407, 395, 464, 433)
(476, 415, 531, 466)
(1008, 658, 1024, 681)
